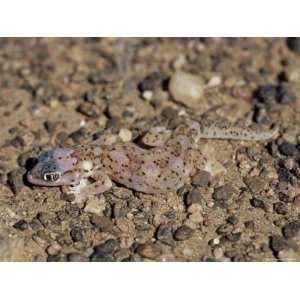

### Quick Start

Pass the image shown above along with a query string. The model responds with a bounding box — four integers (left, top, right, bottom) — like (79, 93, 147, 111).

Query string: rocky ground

(0, 38, 300, 261)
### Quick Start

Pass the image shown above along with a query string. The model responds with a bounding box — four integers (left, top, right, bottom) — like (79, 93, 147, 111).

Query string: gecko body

(27, 120, 278, 202)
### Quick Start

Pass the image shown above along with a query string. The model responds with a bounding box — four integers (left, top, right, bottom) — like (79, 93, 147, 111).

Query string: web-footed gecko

(27, 120, 278, 203)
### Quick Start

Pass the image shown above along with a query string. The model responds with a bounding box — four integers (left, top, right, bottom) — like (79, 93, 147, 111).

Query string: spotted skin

(27, 120, 278, 203)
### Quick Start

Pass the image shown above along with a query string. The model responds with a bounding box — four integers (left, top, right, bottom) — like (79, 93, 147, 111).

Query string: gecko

(27, 119, 278, 203)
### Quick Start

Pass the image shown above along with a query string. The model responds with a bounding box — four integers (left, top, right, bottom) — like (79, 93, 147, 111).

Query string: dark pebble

(282, 221, 300, 238)
(277, 167, 293, 183)
(276, 85, 296, 104)
(77, 102, 103, 118)
(185, 188, 202, 206)
(156, 224, 175, 246)
(273, 202, 288, 215)
(138, 71, 163, 92)
(61, 193, 76, 202)
(13, 219, 28, 231)
(191, 170, 211, 187)
(278, 192, 294, 203)
(225, 232, 241, 243)
(287, 37, 300, 54)
(69, 128, 89, 144)
(7, 169, 25, 194)
(70, 226, 84, 242)
(47, 255, 66, 262)
(226, 215, 238, 225)
(212, 184, 234, 201)
(278, 142, 298, 156)
(67, 253, 89, 262)
(255, 85, 277, 104)
(216, 224, 232, 235)
(269, 235, 297, 253)
(90, 239, 118, 262)
(250, 198, 266, 210)
(174, 225, 194, 241)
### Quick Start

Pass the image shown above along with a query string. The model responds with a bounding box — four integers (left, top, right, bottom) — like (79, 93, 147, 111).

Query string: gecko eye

(43, 172, 61, 182)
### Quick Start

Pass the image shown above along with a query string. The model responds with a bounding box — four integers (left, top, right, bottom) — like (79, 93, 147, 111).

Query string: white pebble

(119, 128, 132, 142)
(207, 75, 222, 87)
(142, 90, 153, 100)
(169, 71, 204, 108)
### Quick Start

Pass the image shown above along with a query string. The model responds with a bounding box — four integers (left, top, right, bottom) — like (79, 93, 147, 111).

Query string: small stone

(255, 85, 277, 104)
(69, 128, 89, 144)
(90, 239, 118, 262)
(213, 247, 224, 259)
(174, 225, 194, 241)
(225, 232, 241, 243)
(138, 71, 163, 92)
(250, 198, 266, 210)
(278, 142, 298, 156)
(273, 202, 288, 215)
(287, 37, 300, 54)
(118, 128, 132, 142)
(244, 220, 255, 230)
(207, 75, 222, 87)
(282, 221, 300, 238)
(136, 242, 161, 259)
(70, 226, 84, 242)
(55, 131, 68, 144)
(46, 242, 61, 255)
(277, 85, 296, 104)
(244, 177, 268, 193)
(77, 102, 103, 118)
(13, 219, 28, 231)
(89, 215, 114, 232)
(142, 90, 153, 100)
(161, 106, 178, 119)
(169, 71, 204, 108)
(156, 224, 175, 246)
(84, 195, 106, 216)
(226, 215, 238, 225)
(44, 120, 59, 133)
(269, 235, 297, 253)
(212, 184, 234, 201)
(7, 169, 25, 194)
(185, 188, 202, 205)
(67, 253, 89, 262)
(191, 170, 211, 187)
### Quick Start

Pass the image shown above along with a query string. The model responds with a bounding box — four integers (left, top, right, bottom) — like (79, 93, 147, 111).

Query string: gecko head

(27, 148, 80, 187)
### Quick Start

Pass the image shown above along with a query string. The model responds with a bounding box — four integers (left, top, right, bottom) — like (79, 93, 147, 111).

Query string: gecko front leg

(70, 171, 112, 204)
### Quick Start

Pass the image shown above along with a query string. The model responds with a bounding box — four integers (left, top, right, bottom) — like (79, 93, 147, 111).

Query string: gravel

(174, 225, 194, 241)
(282, 221, 300, 238)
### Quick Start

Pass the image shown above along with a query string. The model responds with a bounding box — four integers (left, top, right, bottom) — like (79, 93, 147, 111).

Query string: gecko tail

(199, 124, 279, 141)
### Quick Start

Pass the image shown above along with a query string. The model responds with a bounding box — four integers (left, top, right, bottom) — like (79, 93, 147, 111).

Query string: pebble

(69, 128, 89, 144)
(207, 75, 222, 87)
(161, 106, 178, 120)
(13, 219, 28, 231)
(70, 225, 84, 242)
(174, 225, 194, 241)
(273, 202, 288, 215)
(225, 232, 241, 243)
(276, 85, 296, 104)
(278, 142, 298, 156)
(7, 169, 25, 194)
(282, 221, 300, 238)
(191, 170, 211, 187)
(156, 224, 175, 246)
(90, 239, 119, 262)
(77, 102, 103, 118)
(67, 253, 89, 262)
(226, 215, 239, 225)
(118, 128, 132, 142)
(244, 177, 268, 193)
(269, 235, 297, 253)
(212, 184, 234, 201)
(138, 71, 163, 92)
(255, 85, 277, 104)
(185, 188, 202, 205)
(84, 195, 106, 216)
(169, 71, 204, 108)
(287, 37, 300, 54)
(136, 242, 162, 259)
(250, 198, 266, 210)
(142, 90, 153, 101)
(213, 247, 224, 259)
